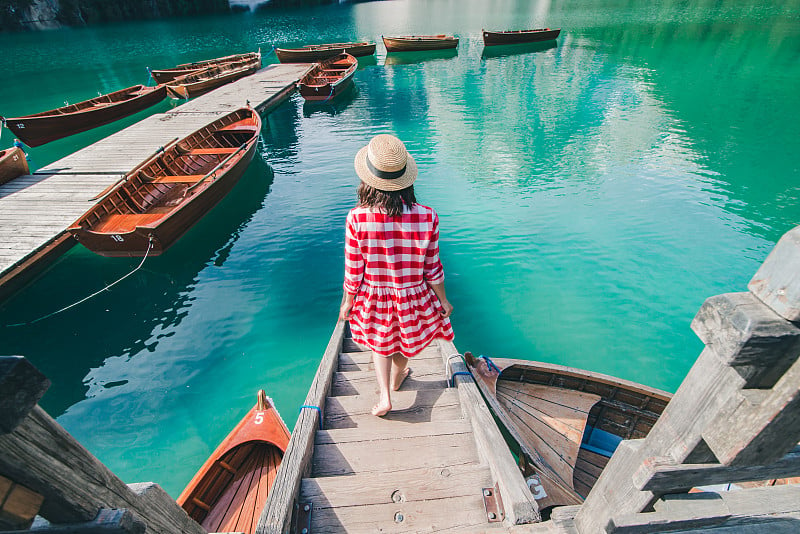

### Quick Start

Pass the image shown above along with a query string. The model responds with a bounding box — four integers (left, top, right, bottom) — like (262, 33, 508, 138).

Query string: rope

(299, 405, 323, 429)
(321, 86, 336, 103)
(145, 67, 153, 87)
(4, 237, 154, 328)
(480, 354, 501, 374)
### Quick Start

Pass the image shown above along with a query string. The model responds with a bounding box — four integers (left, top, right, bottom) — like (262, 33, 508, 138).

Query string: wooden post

(570, 224, 800, 533)
(0, 356, 206, 534)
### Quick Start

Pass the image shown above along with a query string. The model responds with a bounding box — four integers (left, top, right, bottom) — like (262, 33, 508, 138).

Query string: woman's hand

(339, 292, 355, 321)
(439, 299, 453, 318)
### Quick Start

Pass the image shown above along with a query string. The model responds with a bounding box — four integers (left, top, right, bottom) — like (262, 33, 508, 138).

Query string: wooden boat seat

(217, 120, 256, 131)
(94, 213, 165, 233)
(151, 174, 206, 184)
(185, 148, 239, 156)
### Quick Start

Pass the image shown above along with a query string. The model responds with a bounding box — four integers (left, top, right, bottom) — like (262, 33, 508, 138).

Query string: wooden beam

(749, 225, 800, 322)
(16, 509, 145, 534)
(438, 340, 541, 525)
(690, 292, 800, 387)
(256, 321, 345, 534)
(634, 446, 800, 492)
(0, 476, 44, 530)
(0, 357, 50, 434)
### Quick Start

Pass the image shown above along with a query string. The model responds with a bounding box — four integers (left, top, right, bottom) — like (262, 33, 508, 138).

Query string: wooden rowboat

(0, 85, 166, 148)
(149, 51, 261, 84)
(67, 107, 261, 257)
(464, 352, 671, 512)
(298, 53, 357, 102)
(0, 146, 29, 185)
(165, 53, 261, 99)
(275, 41, 375, 63)
(482, 28, 561, 46)
(382, 35, 459, 52)
(177, 390, 290, 534)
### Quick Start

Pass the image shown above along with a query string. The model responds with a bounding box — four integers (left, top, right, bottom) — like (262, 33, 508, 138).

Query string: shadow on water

(383, 48, 458, 66)
(302, 83, 358, 117)
(481, 40, 557, 59)
(356, 55, 378, 69)
(0, 154, 275, 416)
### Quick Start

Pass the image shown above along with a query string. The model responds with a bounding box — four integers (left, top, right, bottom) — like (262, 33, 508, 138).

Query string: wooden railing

(550, 225, 800, 532)
(0, 356, 206, 534)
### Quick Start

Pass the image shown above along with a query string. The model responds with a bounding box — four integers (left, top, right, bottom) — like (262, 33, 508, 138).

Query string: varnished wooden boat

(177, 390, 290, 534)
(165, 53, 261, 99)
(67, 107, 261, 257)
(275, 41, 375, 63)
(464, 352, 671, 512)
(482, 28, 561, 46)
(298, 53, 357, 102)
(0, 85, 166, 148)
(150, 51, 261, 84)
(0, 146, 30, 185)
(382, 35, 459, 52)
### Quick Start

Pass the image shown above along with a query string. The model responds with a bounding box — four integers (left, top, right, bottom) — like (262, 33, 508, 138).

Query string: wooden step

(299, 464, 497, 533)
(317, 420, 473, 446)
(330, 368, 446, 397)
(339, 345, 442, 367)
(338, 352, 445, 374)
(151, 174, 205, 184)
(323, 389, 462, 430)
(342, 338, 369, 352)
(311, 426, 480, 477)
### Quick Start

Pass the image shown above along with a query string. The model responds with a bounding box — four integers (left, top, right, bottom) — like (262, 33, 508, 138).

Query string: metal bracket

(293, 501, 312, 534)
(482, 483, 505, 523)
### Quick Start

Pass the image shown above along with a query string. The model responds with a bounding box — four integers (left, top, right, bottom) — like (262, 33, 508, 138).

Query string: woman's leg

(372, 352, 393, 416)
(391, 353, 410, 391)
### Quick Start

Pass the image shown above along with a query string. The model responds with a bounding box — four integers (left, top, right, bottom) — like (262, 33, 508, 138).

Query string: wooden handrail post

(0, 356, 207, 534)
(571, 224, 800, 533)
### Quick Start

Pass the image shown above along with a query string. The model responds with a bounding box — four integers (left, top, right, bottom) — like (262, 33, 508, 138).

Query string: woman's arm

(429, 281, 453, 318)
(339, 291, 355, 321)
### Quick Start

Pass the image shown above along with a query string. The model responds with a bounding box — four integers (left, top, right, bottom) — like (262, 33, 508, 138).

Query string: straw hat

(354, 134, 417, 191)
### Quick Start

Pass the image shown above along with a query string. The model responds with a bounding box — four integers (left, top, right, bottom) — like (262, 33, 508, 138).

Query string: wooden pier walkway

(258, 323, 539, 533)
(0, 63, 310, 301)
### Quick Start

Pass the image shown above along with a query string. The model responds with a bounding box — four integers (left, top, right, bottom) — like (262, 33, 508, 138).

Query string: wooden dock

(257, 323, 539, 533)
(0, 63, 310, 301)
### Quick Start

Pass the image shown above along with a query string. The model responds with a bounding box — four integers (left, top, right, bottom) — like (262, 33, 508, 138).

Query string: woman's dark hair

(357, 183, 416, 217)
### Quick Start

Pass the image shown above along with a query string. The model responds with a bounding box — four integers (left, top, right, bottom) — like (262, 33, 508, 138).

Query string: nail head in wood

(0, 356, 51, 434)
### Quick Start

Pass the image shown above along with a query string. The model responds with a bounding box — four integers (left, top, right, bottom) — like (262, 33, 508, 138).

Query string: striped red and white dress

(344, 203, 454, 357)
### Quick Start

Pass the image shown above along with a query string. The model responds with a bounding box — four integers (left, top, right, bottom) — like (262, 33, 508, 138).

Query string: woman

(339, 134, 454, 417)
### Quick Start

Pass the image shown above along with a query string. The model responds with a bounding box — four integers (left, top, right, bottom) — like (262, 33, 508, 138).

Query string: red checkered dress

(344, 203, 455, 357)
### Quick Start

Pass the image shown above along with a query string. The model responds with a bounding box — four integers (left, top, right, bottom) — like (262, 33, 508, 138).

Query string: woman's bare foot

(391, 367, 411, 391)
(371, 400, 392, 417)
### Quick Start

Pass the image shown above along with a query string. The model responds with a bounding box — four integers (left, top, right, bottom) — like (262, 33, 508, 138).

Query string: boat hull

(150, 51, 260, 84)
(482, 28, 561, 45)
(166, 58, 260, 99)
(2, 85, 166, 148)
(68, 108, 261, 257)
(298, 54, 357, 102)
(0, 147, 30, 185)
(276, 42, 375, 63)
(466, 354, 670, 510)
(383, 35, 459, 52)
(178, 391, 290, 534)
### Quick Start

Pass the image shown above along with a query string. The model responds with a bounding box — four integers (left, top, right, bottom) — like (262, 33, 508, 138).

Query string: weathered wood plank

(749, 225, 800, 322)
(299, 464, 493, 509)
(0, 357, 50, 433)
(25, 508, 146, 533)
(323, 388, 462, 429)
(439, 340, 541, 525)
(0, 476, 44, 530)
(256, 321, 345, 534)
(634, 446, 800, 492)
(330, 367, 446, 396)
(315, 420, 473, 445)
(311, 432, 480, 477)
(337, 352, 445, 373)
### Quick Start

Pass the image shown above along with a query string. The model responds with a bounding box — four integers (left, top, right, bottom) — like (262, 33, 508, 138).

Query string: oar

(88, 137, 180, 202)
(186, 143, 249, 193)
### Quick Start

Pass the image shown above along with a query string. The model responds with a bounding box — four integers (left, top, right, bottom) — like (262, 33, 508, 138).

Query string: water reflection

(302, 84, 359, 117)
(481, 40, 557, 59)
(384, 48, 458, 66)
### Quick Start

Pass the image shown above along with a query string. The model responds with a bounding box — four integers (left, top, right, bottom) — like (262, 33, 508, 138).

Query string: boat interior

(23, 86, 146, 117)
(76, 111, 257, 233)
(182, 441, 283, 534)
(496, 365, 668, 502)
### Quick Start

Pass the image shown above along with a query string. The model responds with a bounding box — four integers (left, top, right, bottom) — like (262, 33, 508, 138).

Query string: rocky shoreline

(0, 0, 343, 31)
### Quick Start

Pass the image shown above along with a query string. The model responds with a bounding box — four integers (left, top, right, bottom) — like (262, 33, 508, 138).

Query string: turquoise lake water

(0, 0, 798, 497)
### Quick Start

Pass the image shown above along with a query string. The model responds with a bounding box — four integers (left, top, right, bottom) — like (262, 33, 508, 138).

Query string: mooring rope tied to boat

(4, 237, 154, 328)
